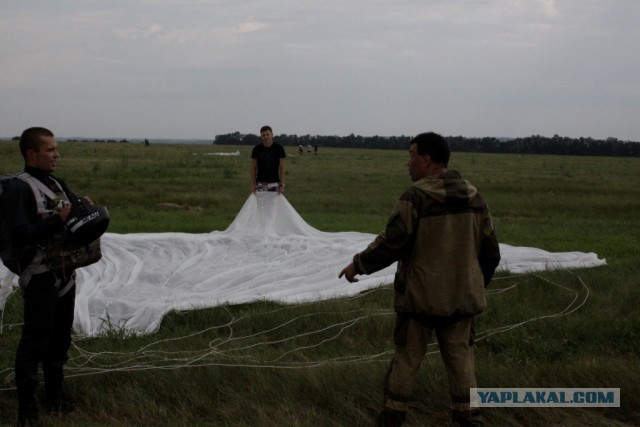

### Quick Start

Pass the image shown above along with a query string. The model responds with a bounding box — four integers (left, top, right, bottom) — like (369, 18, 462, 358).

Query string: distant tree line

(215, 132, 639, 157)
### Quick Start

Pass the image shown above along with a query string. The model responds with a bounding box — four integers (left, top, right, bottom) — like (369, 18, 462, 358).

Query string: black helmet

(65, 198, 110, 245)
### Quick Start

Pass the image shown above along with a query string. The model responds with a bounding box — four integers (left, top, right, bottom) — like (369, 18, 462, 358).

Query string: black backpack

(0, 174, 21, 274)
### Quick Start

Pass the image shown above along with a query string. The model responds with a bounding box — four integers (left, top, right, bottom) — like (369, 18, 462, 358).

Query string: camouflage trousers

(382, 315, 482, 423)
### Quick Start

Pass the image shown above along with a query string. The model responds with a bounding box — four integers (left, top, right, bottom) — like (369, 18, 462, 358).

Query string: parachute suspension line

(0, 272, 590, 390)
(474, 271, 589, 343)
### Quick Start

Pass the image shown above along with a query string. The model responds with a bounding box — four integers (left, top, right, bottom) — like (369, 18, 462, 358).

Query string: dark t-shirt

(251, 143, 286, 183)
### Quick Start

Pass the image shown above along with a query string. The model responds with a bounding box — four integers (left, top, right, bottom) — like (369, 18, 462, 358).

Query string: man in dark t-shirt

(250, 125, 286, 193)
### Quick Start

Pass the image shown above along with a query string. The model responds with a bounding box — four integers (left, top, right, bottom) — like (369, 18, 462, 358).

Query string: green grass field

(1, 140, 638, 426)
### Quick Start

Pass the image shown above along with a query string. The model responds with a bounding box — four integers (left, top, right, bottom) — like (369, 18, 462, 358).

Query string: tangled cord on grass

(0, 271, 590, 390)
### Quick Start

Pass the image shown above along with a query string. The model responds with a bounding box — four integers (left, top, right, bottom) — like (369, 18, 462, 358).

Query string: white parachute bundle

(0, 192, 606, 336)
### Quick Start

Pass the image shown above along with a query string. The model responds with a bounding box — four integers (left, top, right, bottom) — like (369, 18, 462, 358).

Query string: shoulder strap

(18, 172, 67, 214)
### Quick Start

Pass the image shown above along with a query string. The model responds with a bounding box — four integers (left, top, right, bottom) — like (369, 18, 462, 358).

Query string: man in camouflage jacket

(340, 132, 500, 427)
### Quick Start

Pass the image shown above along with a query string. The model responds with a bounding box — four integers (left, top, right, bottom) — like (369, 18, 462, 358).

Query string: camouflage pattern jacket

(353, 170, 501, 317)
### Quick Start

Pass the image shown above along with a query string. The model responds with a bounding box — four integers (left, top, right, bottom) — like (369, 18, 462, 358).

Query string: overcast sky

(1, 0, 638, 141)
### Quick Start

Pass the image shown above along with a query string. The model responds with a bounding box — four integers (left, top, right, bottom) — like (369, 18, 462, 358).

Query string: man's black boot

(16, 378, 40, 427)
(16, 399, 40, 427)
(451, 408, 484, 426)
(43, 368, 75, 414)
(43, 393, 75, 414)
(43, 385, 75, 414)
(374, 408, 407, 427)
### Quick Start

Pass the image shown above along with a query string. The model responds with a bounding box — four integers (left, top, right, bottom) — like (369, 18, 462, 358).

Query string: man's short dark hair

(260, 125, 273, 134)
(19, 127, 54, 159)
(411, 132, 450, 167)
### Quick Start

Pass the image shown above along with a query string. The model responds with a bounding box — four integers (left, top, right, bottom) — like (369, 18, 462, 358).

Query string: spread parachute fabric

(0, 192, 606, 336)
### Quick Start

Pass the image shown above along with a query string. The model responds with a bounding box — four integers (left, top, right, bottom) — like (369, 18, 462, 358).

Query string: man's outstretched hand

(339, 262, 359, 283)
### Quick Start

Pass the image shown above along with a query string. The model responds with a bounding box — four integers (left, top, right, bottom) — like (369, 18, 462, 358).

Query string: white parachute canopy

(0, 192, 606, 337)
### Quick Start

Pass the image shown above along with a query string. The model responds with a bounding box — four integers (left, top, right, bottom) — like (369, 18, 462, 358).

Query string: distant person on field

(3, 127, 89, 425)
(250, 125, 286, 194)
(339, 131, 501, 427)
(314, 144, 318, 155)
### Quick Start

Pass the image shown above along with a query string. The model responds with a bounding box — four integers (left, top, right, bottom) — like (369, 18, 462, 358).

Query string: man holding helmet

(2, 127, 100, 426)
